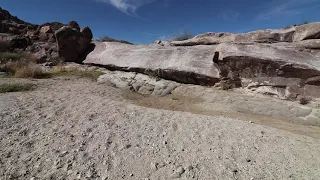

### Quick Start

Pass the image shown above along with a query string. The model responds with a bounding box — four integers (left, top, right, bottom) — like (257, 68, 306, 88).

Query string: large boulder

(81, 26, 93, 40)
(293, 22, 320, 41)
(55, 26, 93, 63)
(68, 20, 80, 31)
(85, 41, 320, 99)
(215, 43, 320, 99)
(84, 41, 220, 85)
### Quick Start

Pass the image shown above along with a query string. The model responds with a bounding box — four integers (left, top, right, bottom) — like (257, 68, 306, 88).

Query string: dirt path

(1, 77, 320, 179)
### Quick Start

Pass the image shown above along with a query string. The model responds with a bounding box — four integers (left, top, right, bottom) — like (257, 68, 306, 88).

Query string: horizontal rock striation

(85, 24, 320, 100)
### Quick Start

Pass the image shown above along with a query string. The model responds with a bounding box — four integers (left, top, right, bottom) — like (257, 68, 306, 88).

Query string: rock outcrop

(84, 41, 220, 86)
(85, 22, 320, 100)
(55, 26, 93, 63)
(158, 23, 320, 46)
(0, 8, 93, 64)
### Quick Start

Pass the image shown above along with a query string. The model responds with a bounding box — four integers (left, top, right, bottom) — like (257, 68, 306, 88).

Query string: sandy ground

(1, 77, 320, 180)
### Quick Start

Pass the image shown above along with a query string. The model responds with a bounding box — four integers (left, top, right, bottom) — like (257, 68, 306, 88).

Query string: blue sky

(1, 0, 320, 44)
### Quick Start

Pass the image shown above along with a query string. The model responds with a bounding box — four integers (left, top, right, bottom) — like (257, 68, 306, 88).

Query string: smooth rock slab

(84, 41, 220, 85)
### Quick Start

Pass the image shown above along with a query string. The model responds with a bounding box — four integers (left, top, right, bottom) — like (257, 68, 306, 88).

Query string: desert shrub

(14, 66, 50, 78)
(97, 36, 133, 45)
(0, 52, 23, 63)
(1, 60, 50, 78)
(170, 30, 193, 41)
(282, 21, 311, 29)
(50, 66, 104, 81)
(0, 83, 36, 93)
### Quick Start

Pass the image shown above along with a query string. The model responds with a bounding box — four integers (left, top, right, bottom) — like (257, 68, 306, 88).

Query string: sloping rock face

(215, 43, 320, 99)
(85, 22, 320, 100)
(0, 8, 93, 64)
(159, 23, 320, 46)
(84, 42, 220, 85)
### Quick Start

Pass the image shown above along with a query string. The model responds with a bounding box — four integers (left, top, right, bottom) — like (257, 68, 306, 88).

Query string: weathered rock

(86, 40, 320, 99)
(84, 41, 220, 85)
(81, 26, 93, 40)
(68, 20, 80, 31)
(160, 28, 296, 46)
(40, 22, 64, 32)
(293, 22, 320, 41)
(215, 43, 320, 98)
(55, 26, 92, 63)
(34, 48, 48, 63)
(98, 71, 180, 96)
(0, 34, 31, 51)
(39, 25, 53, 34)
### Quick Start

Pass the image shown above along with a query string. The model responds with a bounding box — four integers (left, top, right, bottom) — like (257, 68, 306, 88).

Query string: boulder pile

(0, 7, 93, 64)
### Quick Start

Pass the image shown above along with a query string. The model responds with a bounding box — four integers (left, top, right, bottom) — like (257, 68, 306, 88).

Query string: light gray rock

(85, 41, 220, 85)
(293, 22, 320, 41)
(97, 71, 180, 96)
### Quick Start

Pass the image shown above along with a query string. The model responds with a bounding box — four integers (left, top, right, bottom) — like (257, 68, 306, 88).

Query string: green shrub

(0, 83, 36, 93)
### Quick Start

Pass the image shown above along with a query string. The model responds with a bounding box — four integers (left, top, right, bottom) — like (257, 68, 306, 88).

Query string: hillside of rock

(85, 23, 320, 100)
(0, 7, 93, 64)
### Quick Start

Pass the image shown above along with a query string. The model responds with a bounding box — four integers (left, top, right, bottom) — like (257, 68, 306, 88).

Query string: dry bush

(170, 30, 193, 41)
(0, 51, 47, 78)
(14, 66, 50, 78)
(1, 60, 50, 78)
(0, 52, 23, 63)
(97, 36, 133, 45)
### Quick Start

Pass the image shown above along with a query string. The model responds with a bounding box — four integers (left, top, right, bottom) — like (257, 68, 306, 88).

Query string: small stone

(186, 165, 193, 171)
(151, 162, 159, 170)
(59, 151, 68, 157)
(172, 166, 185, 178)
(232, 169, 238, 173)
(163, 141, 168, 145)
(130, 173, 134, 177)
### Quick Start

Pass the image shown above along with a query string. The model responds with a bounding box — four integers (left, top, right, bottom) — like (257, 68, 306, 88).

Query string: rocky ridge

(1, 7, 320, 101)
(0, 7, 93, 64)
(85, 23, 320, 101)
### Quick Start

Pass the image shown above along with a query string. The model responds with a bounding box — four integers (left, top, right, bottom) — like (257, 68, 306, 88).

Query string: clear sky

(1, 0, 320, 44)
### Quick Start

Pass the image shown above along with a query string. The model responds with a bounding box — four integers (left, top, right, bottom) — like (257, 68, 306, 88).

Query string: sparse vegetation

(0, 51, 50, 78)
(170, 30, 194, 41)
(282, 21, 311, 29)
(0, 83, 36, 93)
(0, 52, 23, 63)
(49, 66, 104, 81)
(97, 36, 133, 45)
(1, 60, 51, 78)
(0, 52, 103, 80)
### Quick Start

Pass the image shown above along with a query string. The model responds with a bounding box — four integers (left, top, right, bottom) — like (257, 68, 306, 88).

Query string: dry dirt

(1, 77, 320, 180)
